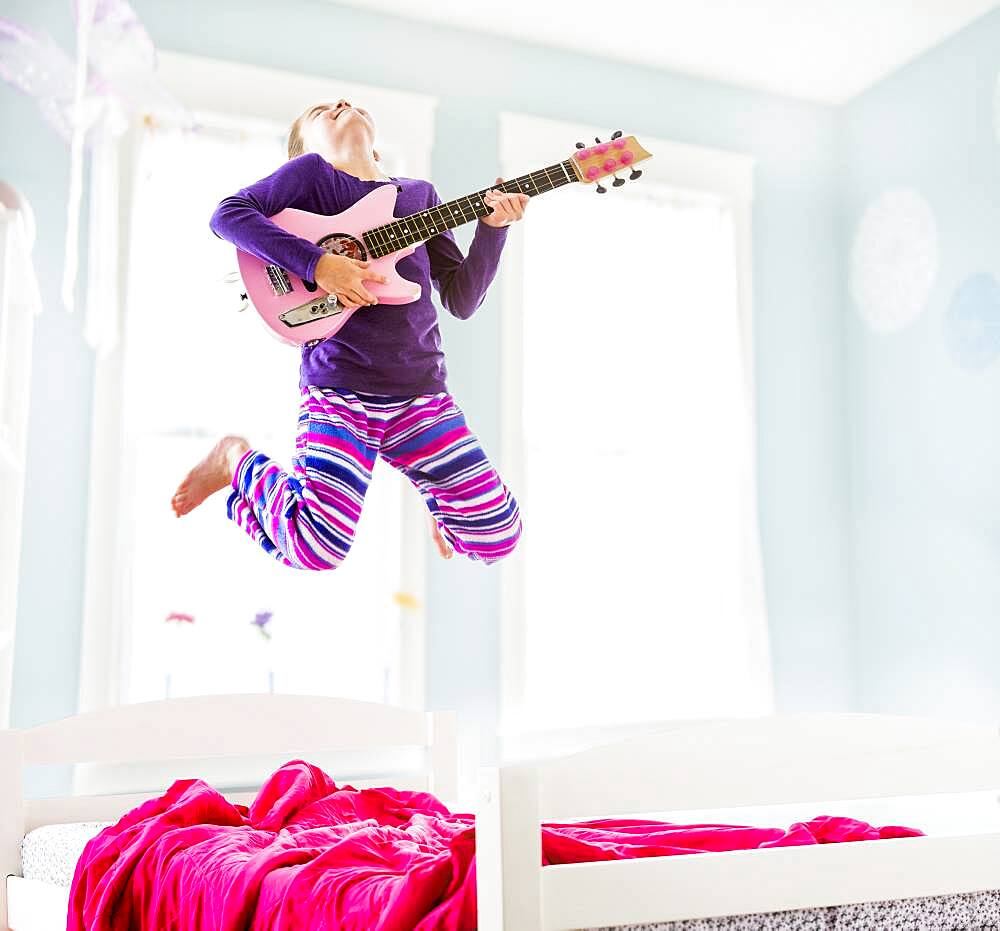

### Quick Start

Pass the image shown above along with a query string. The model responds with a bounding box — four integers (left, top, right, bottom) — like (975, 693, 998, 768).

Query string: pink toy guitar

(235, 133, 652, 345)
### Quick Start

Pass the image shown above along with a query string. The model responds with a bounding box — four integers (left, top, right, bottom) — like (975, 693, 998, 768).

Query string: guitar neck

(363, 159, 578, 258)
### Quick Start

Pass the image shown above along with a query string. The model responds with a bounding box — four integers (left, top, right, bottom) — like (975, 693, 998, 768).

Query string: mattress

(598, 889, 1000, 930)
(20, 823, 1000, 930)
(20, 822, 111, 887)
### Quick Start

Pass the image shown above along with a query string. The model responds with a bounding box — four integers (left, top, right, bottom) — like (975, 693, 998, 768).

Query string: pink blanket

(68, 760, 922, 930)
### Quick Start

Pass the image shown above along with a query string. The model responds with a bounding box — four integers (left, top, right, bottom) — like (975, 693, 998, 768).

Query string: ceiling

(330, 0, 999, 105)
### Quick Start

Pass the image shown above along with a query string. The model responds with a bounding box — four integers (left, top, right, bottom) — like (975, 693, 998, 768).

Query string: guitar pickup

(265, 264, 293, 296)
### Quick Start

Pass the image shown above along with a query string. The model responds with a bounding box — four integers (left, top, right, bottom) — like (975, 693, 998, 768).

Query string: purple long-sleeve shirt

(210, 152, 509, 395)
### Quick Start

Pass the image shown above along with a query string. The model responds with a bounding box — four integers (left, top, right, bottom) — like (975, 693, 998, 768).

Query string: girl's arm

(210, 153, 330, 284)
(425, 185, 509, 320)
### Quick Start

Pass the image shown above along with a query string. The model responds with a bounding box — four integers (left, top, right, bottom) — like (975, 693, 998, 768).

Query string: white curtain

(0, 190, 42, 727)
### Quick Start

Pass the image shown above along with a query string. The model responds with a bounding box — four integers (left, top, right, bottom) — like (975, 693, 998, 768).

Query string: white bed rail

(477, 712, 1000, 930)
(1, 694, 457, 930)
(0, 729, 23, 931)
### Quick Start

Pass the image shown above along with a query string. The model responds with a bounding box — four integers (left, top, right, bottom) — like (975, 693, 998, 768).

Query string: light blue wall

(841, 9, 1000, 722)
(4, 0, 854, 741)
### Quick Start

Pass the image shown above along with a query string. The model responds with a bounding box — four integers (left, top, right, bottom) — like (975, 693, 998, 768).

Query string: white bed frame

(0, 694, 457, 931)
(9, 707, 1000, 931)
(476, 712, 1000, 930)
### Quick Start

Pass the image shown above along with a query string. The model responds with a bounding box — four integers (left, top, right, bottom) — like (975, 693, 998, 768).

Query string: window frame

(496, 111, 769, 738)
(77, 53, 439, 719)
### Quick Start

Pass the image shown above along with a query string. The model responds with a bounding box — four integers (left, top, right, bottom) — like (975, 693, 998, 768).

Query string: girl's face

(300, 99, 376, 154)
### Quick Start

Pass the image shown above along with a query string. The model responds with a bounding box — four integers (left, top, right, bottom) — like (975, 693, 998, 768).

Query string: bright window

(117, 120, 410, 705)
(502, 126, 771, 732)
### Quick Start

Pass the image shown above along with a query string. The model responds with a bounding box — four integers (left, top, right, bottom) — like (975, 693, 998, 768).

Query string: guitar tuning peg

(629, 169, 643, 180)
(596, 182, 607, 193)
(612, 174, 625, 187)
(611, 130, 623, 139)
(575, 141, 586, 149)
(594, 136, 602, 144)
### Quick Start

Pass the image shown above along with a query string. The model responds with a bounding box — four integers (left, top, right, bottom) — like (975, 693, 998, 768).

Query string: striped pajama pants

(226, 386, 522, 570)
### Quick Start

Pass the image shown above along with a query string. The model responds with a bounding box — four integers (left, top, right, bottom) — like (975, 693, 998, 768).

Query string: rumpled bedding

(68, 760, 923, 930)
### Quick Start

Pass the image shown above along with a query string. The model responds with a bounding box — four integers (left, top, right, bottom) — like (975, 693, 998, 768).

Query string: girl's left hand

(481, 177, 529, 228)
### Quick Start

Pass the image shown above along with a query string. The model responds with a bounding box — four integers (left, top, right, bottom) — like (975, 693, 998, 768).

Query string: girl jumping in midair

(171, 99, 527, 568)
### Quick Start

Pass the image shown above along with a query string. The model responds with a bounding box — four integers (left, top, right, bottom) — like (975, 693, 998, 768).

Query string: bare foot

(171, 435, 250, 517)
(429, 513, 453, 559)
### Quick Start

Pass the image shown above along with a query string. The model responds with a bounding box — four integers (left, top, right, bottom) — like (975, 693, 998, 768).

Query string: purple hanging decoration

(0, 19, 79, 140)
(71, 0, 189, 126)
(0, 1, 192, 320)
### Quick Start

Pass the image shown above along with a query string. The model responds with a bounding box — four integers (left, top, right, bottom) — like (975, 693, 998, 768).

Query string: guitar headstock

(569, 131, 652, 192)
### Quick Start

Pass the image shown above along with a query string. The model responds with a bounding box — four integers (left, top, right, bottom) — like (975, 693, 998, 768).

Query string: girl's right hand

(314, 253, 389, 307)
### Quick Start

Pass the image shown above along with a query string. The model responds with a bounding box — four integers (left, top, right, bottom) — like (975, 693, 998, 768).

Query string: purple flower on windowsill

(251, 610, 273, 640)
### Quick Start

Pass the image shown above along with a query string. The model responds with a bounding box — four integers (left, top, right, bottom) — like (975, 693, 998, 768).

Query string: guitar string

(363, 160, 581, 258)
(364, 163, 571, 257)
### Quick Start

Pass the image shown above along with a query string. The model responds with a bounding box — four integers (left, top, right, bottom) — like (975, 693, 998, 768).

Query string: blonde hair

(287, 107, 309, 160)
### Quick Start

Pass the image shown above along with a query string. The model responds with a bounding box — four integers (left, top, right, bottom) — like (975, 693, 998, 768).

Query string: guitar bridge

(278, 296, 343, 328)
(266, 264, 293, 296)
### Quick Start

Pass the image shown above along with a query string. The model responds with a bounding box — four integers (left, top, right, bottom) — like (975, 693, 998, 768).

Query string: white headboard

(0, 694, 457, 925)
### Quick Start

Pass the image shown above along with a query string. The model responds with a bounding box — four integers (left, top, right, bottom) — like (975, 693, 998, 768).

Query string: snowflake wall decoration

(945, 273, 1000, 371)
(849, 188, 939, 334)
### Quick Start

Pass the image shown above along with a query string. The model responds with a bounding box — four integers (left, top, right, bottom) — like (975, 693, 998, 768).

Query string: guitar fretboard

(363, 159, 578, 258)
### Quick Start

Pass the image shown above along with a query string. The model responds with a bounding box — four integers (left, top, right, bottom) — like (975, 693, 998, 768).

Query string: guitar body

(236, 183, 421, 346)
